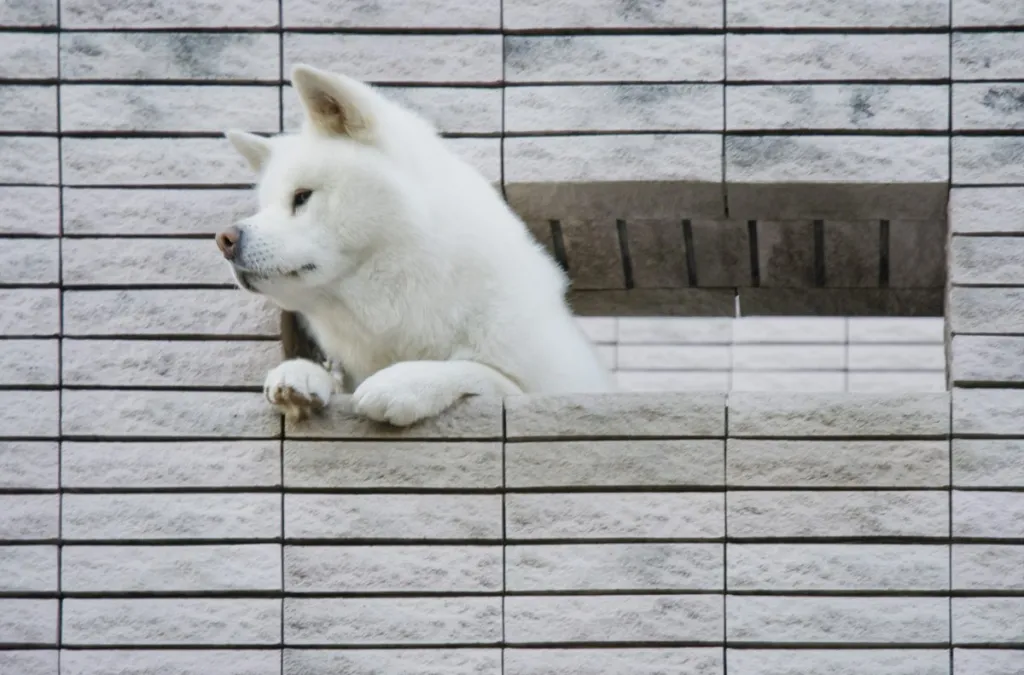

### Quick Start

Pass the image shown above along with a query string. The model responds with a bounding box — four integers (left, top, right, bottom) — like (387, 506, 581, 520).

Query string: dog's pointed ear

(225, 130, 272, 172)
(291, 64, 376, 141)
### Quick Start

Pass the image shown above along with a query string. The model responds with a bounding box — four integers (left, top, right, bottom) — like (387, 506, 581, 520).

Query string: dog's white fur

(220, 64, 614, 426)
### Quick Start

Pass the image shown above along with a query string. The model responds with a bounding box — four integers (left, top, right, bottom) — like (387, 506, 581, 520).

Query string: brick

(954, 83, 1024, 131)
(63, 290, 276, 336)
(953, 336, 1024, 385)
(949, 187, 1024, 235)
(506, 84, 722, 133)
(284, 441, 501, 489)
(62, 390, 278, 438)
(848, 317, 944, 343)
(62, 0, 278, 27)
(559, 218, 625, 289)
(504, 0, 721, 28)
(0, 85, 57, 132)
(729, 650, 949, 675)
(953, 0, 1024, 26)
(889, 219, 946, 288)
(62, 650, 279, 675)
(506, 595, 723, 644)
(61, 33, 279, 81)
(617, 345, 730, 370)
(0, 0, 57, 26)
(756, 220, 814, 287)
(616, 371, 731, 393)
(63, 339, 276, 388)
(284, 34, 501, 84)
(731, 372, 847, 392)
(618, 318, 731, 344)
(62, 545, 281, 592)
(0, 137, 58, 184)
(0, 652, 57, 675)
(954, 439, 1024, 487)
(954, 32, 1024, 80)
(62, 494, 280, 542)
(728, 544, 949, 591)
(285, 494, 501, 540)
(0, 33, 56, 79)
(689, 218, 753, 286)
(824, 220, 881, 287)
(285, 597, 501, 645)
(62, 138, 251, 186)
(728, 596, 948, 644)
(506, 544, 723, 592)
(954, 389, 1024, 436)
(0, 340, 58, 386)
(0, 238, 58, 285)
(728, 440, 949, 487)
(949, 288, 1024, 333)
(728, 0, 948, 27)
(954, 545, 1024, 590)
(286, 396, 502, 440)
(0, 187, 59, 235)
(850, 345, 946, 371)
(506, 439, 724, 488)
(728, 392, 949, 437)
(733, 317, 846, 343)
(0, 390, 59, 437)
(505, 36, 724, 83)
(283, 650, 500, 675)
(728, 491, 948, 538)
(0, 545, 57, 592)
(61, 441, 280, 489)
(953, 598, 1024, 645)
(284, 0, 498, 27)
(0, 494, 57, 540)
(954, 491, 1024, 539)
(732, 345, 845, 370)
(952, 237, 1024, 285)
(63, 598, 280, 646)
(63, 187, 255, 236)
(0, 599, 57, 645)
(739, 288, 943, 317)
(727, 136, 949, 184)
(0, 441, 57, 489)
(728, 34, 948, 80)
(505, 648, 722, 675)
(953, 136, 1024, 184)
(848, 372, 948, 393)
(285, 545, 501, 593)
(506, 393, 726, 438)
(954, 649, 1024, 674)
(506, 493, 724, 540)
(62, 85, 278, 134)
(627, 218, 691, 289)
(445, 137, 501, 183)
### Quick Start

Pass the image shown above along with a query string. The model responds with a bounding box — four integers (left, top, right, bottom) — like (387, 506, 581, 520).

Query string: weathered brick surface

(0, 545, 58, 592)
(0, 599, 57, 644)
(0, 441, 57, 489)
(728, 650, 949, 675)
(0, 651, 58, 675)
(61, 650, 280, 675)
(953, 598, 1024, 645)
(505, 649, 723, 675)
(283, 650, 501, 675)
(62, 0, 280, 28)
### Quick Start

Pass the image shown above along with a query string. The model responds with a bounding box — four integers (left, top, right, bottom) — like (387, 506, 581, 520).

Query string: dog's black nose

(216, 226, 242, 260)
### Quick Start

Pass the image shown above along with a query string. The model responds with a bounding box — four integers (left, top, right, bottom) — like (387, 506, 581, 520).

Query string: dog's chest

(302, 311, 420, 388)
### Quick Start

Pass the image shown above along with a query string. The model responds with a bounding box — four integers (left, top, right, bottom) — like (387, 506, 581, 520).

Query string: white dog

(216, 64, 614, 426)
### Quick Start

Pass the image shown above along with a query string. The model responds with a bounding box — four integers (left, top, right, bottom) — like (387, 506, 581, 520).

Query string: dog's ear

(291, 64, 376, 141)
(225, 130, 272, 172)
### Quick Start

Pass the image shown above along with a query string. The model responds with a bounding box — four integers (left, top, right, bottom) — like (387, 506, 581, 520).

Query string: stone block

(285, 597, 501, 645)
(508, 181, 725, 223)
(756, 220, 815, 287)
(506, 393, 726, 438)
(625, 218, 691, 289)
(727, 440, 949, 487)
(954, 32, 1024, 80)
(62, 339, 276, 388)
(953, 0, 1024, 26)
(0, 494, 57, 540)
(728, 596, 948, 643)
(505, 648, 722, 675)
(954, 439, 1024, 487)
(741, 288, 943, 316)
(849, 345, 946, 371)
(284, 34, 501, 84)
(952, 236, 1024, 285)
(559, 218, 625, 290)
(953, 598, 1024, 645)
(0, 545, 57, 592)
(0, 187, 59, 235)
(728, 649, 949, 675)
(285, 494, 501, 540)
(0, 238, 57, 285)
(727, 0, 948, 27)
(0, 390, 59, 437)
(0, 441, 57, 489)
(505, 595, 724, 644)
(954, 545, 1024, 590)
(953, 136, 1024, 184)
(62, 493, 281, 541)
(954, 649, 1024, 675)
(949, 187, 1024, 235)
(62, 0, 277, 27)
(62, 138, 251, 186)
(62, 390, 278, 438)
(954, 491, 1024, 539)
(0, 652, 57, 675)
(954, 83, 1024, 131)
(728, 491, 949, 538)
(283, 0, 499, 27)
(62, 544, 281, 592)
(506, 544, 723, 592)
(61, 33, 279, 81)
(63, 289, 276, 336)
(728, 84, 948, 131)
(0, 85, 56, 132)
(727, 34, 949, 80)
(616, 371, 731, 393)
(284, 441, 500, 489)
(504, 0, 721, 28)
(63, 599, 280, 646)
(689, 219, 753, 286)
(848, 372, 948, 393)
(0, 599, 56, 645)
(64, 238, 230, 286)
(848, 317, 945, 343)
(283, 650, 500, 675)
(506, 35, 724, 83)
(731, 371, 846, 392)
(727, 544, 949, 591)
(0, 33, 56, 79)
(61, 441, 279, 489)
(953, 389, 1024, 436)
(285, 545, 501, 593)
(889, 219, 947, 288)
(445, 137, 501, 184)
(0, 340, 58, 386)
(618, 318, 732, 344)
(953, 336, 1024, 385)
(63, 187, 255, 236)
(62, 84, 278, 133)
(62, 650, 279, 675)
(732, 345, 845, 370)
(568, 289, 731, 317)
(0, 137, 58, 184)
(505, 493, 725, 540)
(949, 287, 1024, 333)
(617, 345, 730, 370)
(728, 392, 950, 437)
(0, 0, 56, 26)
(824, 220, 881, 287)
(734, 317, 846, 343)
(730, 184, 948, 221)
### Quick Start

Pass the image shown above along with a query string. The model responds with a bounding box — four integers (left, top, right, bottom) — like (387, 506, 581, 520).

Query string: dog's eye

(292, 189, 313, 211)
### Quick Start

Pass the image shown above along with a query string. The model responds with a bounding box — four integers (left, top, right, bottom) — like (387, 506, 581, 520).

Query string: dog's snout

(216, 226, 242, 260)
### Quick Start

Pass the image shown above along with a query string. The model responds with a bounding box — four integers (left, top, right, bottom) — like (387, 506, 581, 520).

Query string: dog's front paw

(351, 364, 452, 427)
(264, 358, 337, 422)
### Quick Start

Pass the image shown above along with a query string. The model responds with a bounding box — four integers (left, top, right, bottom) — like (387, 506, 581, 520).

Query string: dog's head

(216, 64, 422, 305)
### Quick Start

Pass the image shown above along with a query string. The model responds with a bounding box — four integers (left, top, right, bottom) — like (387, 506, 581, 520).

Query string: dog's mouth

(232, 263, 318, 292)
